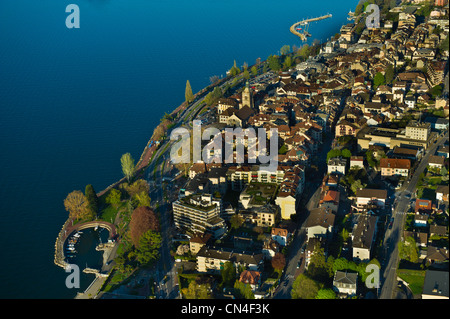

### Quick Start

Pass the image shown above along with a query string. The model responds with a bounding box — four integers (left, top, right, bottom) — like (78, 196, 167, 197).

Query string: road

(379, 130, 449, 299)
(272, 131, 335, 298)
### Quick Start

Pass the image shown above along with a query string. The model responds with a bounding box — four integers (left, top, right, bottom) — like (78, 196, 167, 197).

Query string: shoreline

(54, 6, 356, 298)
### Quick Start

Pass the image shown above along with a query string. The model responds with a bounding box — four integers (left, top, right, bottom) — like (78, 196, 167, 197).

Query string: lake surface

(0, 0, 357, 298)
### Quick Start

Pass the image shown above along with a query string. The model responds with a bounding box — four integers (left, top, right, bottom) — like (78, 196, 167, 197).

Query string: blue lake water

(0, 0, 357, 298)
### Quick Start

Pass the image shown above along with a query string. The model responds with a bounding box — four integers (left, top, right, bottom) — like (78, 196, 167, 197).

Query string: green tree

(134, 191, 151, 208)
(136, 230, 162, 266)
(280, 44, 291, 55)
(183, 279, 213, 299)
(106, 188, 122, 208)
(121, 153, 135, 183)
(251, 66, 258, 76)
(185, 80, 194, 104)
(283, 56, 293, 70)
(326, 149, 342, 162)
(308, 243, 331, 281)
(229, 60, 241, 77)
(267, 55, 281, 71)
(291, 274, 320, 299)
(341, 148, 352, 158)
(316, 288, 336, 299)
(430, 85, 443, 98)
(123, 179, 150, 199)
(355, 2, 364, 15)
(373, 72, 385, 88)
(351, 179, 367, 196)
(230, 214, 244, 229)
(341, 228, 350, 243)
(85, 184, 98, 218)
(221, 262, 236, 287)
(297, 44, 311, 60)
(233, 280, 255, 299)
(366, 150, 378, 168)
(243, 68, 250, 80)
(385, 64, 395, 84)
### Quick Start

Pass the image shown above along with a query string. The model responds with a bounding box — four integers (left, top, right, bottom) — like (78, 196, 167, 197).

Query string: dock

(290, 14, 333, 42)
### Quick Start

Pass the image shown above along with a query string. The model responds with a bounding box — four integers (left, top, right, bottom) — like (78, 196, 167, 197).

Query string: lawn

(397, 269, 426, 295)
(99, 201, 126, 224)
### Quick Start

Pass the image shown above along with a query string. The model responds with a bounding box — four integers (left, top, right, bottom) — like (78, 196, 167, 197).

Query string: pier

(290, 14, 333, 41)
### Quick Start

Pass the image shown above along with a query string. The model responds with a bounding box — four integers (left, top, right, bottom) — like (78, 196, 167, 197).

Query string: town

(62, 0, 449, 300)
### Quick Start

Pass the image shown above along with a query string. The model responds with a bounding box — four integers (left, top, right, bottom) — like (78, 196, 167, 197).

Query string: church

(218, 81, 256, 127)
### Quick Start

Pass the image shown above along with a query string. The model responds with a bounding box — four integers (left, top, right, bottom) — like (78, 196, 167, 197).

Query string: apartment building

(172, 193, 227, 239)
(352, 213, 378, 262)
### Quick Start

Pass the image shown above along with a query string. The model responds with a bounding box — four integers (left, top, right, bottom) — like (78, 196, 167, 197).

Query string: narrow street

(272, 130, 335, 299)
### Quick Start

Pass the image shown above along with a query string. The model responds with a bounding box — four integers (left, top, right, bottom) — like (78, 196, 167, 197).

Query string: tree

(134, 191, 151, 208)
(430, 85, 443, 98)
(385, 64, 395, 84)
(129, 206, 159, 247)
(267, 55, 281, 71)
(64, 190, 91, 220)
(316, 288, 336, 299)
(341, 148, 352, 158)
(280, 44, 291, 55)
(230, 214, 244, 229)
(355, 2, 364, 15)
(243, 68, 250, 80)
(326, 149, 342, 162)
(373, 72, 385, 88)
(106, 188, 122, 208)
(297, 44, 311, 60)
(351, 179, 367, 196)
(291, 274, 320, 299)
(123, 179, 150, 199)
(233, 280, 255, 299)
(366, 150, 378, 168)
(121, 153, 135, 183)
(85, 184, 98, 218)
(185, 80, 194, 104)
(271, 253, 286, 272)
(136, 230, 162, 266)
(308, 243, 330, 281)
(229, 60, 241, 77)
(251, 66, 258, 76)
(283, 56, 292, 70)
(341, 228, 350, 243)
(183, 279, 212, 299)
(221, 262, 236, 287)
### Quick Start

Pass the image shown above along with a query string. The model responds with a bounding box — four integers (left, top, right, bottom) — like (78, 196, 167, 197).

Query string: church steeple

(241, 81, 253, 109)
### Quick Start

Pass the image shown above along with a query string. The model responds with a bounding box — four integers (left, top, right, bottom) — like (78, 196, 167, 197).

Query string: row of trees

(326, 147, 352, 162)
(63, 152, 147, 221)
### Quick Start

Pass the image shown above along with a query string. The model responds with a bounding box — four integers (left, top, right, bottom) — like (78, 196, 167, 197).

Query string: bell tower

(241, 81, 253, 109)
